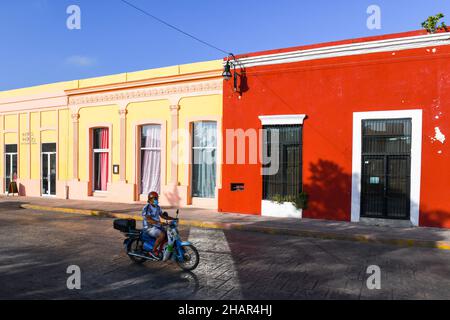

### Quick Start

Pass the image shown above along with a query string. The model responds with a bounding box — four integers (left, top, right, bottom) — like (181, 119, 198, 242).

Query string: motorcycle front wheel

(176, 245, 200, 271)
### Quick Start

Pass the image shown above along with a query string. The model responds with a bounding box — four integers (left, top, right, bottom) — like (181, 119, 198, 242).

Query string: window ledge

(92, 191, 109, 197)
(259, 114, 306, 126)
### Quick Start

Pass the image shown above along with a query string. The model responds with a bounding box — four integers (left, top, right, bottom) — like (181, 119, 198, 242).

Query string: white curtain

(141, 125, 161, 194)
(192, 122, 217, 198)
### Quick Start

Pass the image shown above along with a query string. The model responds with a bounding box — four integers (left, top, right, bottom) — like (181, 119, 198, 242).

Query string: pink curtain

(100, 128, 109, 191)
(94, 128, 109, 191)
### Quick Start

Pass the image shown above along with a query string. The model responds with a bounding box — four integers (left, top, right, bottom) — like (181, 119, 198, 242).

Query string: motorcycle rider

(142, 191, 175, 259)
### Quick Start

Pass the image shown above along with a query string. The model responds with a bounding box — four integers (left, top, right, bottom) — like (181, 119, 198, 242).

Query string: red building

(219, 30, 450, 228)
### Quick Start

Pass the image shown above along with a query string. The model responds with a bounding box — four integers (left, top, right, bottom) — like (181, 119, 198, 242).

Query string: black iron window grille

(262, 124, 302, 200)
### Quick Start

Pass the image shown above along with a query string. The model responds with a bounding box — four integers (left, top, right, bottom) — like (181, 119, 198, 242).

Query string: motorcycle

(113, 210, 200, 271)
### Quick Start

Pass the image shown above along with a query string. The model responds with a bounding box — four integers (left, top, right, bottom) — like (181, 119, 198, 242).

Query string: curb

(20, 204, 450, 251)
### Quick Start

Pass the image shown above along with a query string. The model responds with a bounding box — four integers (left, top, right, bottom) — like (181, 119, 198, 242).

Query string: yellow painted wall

(78, 105, 120, 182)
(0, 60, 222, 101)
(127, 66, 179, 82)
(0, 81, 78, 99)
(0, 109, 73, 183)
(41, 110, 58, 128)
(30, 112, 40, 180)
(19, 114, 29, 179)
(125, 99, 171, 187)
(41, 130, 57, 143)
(79, 74, 126, 88)
(178, 95, 223, 186)
(4, 114, 18, 131)
(58, 109, 71, 181)
(4, 132, 17, 145)
(0, 58, 223, 198)
(179, 60, 222, 75)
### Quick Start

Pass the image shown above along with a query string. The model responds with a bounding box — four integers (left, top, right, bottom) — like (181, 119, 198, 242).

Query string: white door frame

(4, 151, 17, 194)
(351, 109, 423, 226)
(41, 150, 56, 197)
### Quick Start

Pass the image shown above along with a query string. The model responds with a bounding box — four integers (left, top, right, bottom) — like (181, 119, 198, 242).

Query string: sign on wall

(21, 132, 37, 145)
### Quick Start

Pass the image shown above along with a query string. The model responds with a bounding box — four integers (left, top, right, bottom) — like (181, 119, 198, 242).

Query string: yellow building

(0, 60, 223, 209)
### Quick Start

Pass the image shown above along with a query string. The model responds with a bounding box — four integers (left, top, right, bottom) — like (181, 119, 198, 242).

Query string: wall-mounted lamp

(222, 60, 233, 81)
(223, 54, 241, 94)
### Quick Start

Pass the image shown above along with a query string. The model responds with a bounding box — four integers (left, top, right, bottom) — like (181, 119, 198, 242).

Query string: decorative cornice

(230, 33, 450, 69)
(68, 79, 222, 107)
(66, 70, 222, 96)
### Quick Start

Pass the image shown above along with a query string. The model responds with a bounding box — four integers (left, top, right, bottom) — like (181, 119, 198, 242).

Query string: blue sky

(1, 0, 449, 91)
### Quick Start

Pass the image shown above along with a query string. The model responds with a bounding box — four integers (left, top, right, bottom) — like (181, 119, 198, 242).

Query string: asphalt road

(0, 201, 449, 300)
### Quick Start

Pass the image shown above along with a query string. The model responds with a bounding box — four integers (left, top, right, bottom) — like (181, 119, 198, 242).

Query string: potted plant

(295, 192, 309, 210)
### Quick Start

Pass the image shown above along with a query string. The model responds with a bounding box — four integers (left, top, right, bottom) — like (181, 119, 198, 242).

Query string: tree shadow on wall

(303, 159, 352, 221)
(419, 208, 450, 229)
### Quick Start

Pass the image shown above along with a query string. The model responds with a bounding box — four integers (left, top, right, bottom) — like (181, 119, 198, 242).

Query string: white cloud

(66, 55, 96, 67)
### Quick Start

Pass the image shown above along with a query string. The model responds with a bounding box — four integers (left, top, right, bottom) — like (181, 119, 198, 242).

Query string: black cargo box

(113, 219, 136, 232)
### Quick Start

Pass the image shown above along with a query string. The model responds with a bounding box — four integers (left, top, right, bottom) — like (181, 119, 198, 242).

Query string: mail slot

(231, 183, 245, 191)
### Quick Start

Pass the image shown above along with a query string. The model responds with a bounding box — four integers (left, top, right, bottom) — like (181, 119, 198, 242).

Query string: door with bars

(360, 119, 412, 220)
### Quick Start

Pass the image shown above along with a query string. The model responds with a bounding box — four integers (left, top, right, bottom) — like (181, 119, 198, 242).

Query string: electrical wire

(119, 0, 231, 56)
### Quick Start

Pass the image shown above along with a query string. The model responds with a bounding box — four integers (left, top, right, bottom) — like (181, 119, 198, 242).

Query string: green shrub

(271, 192, 309, 210)
(422, 13, 447, 33)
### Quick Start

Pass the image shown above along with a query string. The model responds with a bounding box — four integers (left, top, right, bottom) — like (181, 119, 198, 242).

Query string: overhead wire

(119, 0, 231, 56)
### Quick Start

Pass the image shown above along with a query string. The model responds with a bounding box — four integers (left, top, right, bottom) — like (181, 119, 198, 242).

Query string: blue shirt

(142, 204, 163, 229)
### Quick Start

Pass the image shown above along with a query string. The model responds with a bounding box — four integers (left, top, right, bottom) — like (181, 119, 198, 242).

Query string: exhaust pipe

(127, 251, 160, 261)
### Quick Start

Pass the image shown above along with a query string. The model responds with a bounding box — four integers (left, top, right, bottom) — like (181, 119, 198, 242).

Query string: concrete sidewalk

(1, 195, 450, 250)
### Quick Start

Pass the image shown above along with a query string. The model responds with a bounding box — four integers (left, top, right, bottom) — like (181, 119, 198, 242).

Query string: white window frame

(191, 121, 218, 199)
(258, 114, 306, 218)
(92, 128, 110, 192)
(139, 124, 162, 195)
(351, 109, 423, 226)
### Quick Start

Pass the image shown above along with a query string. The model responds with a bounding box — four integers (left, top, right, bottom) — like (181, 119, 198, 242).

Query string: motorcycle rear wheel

(176, 244, 200, 271)
(127, 238, 146, 264)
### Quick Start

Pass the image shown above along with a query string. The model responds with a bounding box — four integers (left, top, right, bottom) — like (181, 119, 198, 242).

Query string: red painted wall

(219, 33, 450, 228)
